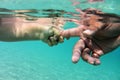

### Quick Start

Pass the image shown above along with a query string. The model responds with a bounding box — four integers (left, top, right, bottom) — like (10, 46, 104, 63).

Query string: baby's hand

(40, 27, 64, 46)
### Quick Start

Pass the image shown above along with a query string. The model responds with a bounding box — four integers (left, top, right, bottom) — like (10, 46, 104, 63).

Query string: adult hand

(81, 8, 120, 57)
(61, 8, 120, 65)
(60, 26, 100, 65)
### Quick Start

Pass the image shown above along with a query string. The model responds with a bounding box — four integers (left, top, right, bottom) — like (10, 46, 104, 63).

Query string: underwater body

(0, 0, 120, 80)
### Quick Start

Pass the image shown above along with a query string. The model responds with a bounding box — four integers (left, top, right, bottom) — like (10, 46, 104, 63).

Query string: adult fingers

(60, 26, 85, 38)
(82, 38, 102, 65)
(81, 48, 94, 64)
(92, 50, 104, 58)
(84, 38, 104, 58)
(88, 39, 104, 58)
(81, 48, 101, 65)
(93, 53, 101, 65)
(72, 39, 85, 63)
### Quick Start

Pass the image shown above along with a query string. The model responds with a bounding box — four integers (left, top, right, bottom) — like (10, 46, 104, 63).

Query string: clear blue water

(0, 0, 120, 80)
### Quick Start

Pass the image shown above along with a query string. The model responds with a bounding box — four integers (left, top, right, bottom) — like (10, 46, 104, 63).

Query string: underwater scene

(0, 0, 120, 80)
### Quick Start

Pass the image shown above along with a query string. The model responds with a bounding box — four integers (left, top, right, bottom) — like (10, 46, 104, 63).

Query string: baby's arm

(15, 18, 64, 46)
(0, 17, 64, 46)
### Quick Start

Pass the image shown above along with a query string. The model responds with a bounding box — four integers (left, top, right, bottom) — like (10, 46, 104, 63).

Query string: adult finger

(92, 50, 104, 58)
(72, 39, 85, 63)
(93, 53, 101, 65)
(81, 48, 94, 64)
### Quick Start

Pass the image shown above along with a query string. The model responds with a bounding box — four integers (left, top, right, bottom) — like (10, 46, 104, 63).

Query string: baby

(0, 14, 64, 46)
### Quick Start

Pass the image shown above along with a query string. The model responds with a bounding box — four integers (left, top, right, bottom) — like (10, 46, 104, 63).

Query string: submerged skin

(81, 8, 120, 57)
(0, 15, 64, 46)
(61, 8, 120, 65)
(0, 9, 120, 65)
